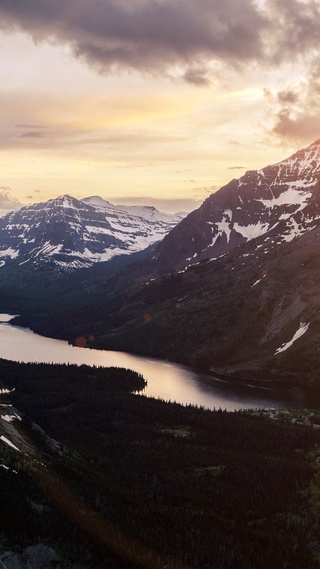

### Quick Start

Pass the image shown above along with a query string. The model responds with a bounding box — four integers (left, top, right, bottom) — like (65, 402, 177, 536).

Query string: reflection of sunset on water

(0, 315, 319, 412)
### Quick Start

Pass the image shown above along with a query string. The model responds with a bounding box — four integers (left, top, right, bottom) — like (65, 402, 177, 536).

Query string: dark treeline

(0, 359, 320, 567)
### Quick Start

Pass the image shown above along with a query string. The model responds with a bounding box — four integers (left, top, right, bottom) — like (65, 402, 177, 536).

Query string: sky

(1, 0, 320, 213)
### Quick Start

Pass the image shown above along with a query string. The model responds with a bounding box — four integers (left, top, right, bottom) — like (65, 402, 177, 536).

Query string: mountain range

(4, 139, 320, 385)
(2, 142, 320, 569)
(0, 194, 185, 271)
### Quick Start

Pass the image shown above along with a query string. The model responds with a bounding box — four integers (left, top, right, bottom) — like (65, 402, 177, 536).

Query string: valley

(2, 140, 320, 566)
(3, 140, 320, 385)
(3, 3, 320, 566)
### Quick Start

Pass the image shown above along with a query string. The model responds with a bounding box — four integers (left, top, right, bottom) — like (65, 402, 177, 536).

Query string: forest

(0, 359, 320, 567)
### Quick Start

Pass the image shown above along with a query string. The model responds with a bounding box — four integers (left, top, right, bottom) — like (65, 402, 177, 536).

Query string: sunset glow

(0, 1, 319, 212)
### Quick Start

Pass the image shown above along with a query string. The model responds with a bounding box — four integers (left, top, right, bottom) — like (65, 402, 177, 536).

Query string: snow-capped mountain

(6, 139, 320, 384)
(82, 195, 186, 224)
(0, 194, 185, 271)
(153, 139, 320, 271)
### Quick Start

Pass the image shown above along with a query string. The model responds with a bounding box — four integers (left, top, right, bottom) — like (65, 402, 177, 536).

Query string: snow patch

(233, 221, 268, 240)
(0, 247, 19, 259)
(275, 322, 310, 355)
(186, 253, 198, 261)
(216, 210, 232, 243)
(0, 435, 20, 452)
(256, 184, 312, 210)
(0, 387, 15, 394)
(2, 414, 21, 423)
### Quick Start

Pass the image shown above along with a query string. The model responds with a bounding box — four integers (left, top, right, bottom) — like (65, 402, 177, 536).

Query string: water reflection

(0, 315, 320, 411)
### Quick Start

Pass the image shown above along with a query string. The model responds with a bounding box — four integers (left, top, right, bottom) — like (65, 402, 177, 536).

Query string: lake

(1, 313, 320, 412)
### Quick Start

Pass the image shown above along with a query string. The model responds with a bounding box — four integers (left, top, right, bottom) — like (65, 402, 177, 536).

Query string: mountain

(14, 138, 320, 387)
(82, 195, 186, 223)
(0, 194, 185, 272)
(6, 139, 320, 386)
(152, 139, 320, 272)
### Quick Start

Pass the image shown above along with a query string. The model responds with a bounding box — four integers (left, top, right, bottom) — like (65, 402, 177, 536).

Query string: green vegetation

(0, 359, 320, 566)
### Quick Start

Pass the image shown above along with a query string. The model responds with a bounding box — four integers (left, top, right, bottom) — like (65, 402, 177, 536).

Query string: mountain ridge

(151, 138, 320, 273)
(0, 194, 185, 272)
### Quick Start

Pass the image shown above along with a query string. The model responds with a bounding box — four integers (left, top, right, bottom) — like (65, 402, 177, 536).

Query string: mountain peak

(0, 193, 183, 272)
(153, 139, 320, 271)
(52, 194, 81, 207)
(82, 196, 113, 208)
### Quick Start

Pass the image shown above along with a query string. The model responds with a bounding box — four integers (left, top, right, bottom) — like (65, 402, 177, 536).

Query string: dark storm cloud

(0, 0, 268, 78)
(2, 0, 320, 79)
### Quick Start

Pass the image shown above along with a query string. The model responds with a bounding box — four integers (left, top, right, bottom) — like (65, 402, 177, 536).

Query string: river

(0, 313, 320, 412)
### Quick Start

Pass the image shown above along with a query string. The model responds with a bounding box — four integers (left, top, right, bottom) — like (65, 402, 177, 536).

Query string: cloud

(182, 67, 212, 86)
(2, 0, 320, 151)
(113, 162, 153, 169)
(2, 0, 320, 84)
(192, 185, 216, 195)
(15, 124, 49, 129)
(277, 90, 299, 104)
(0, 187, 22, 209)
(228, 166, 245, 170)
(18, 131, 49, 138)
(272, 109, 320, 141)
(267, 0, 320, 64)
(269, 52, 320, 143)
(0, 0, 268, 81)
